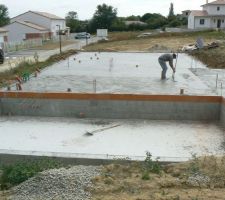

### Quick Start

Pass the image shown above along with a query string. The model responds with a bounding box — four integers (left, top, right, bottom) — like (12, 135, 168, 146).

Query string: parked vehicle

(0, 48, 4, 64)
(75, 32, 91, 39)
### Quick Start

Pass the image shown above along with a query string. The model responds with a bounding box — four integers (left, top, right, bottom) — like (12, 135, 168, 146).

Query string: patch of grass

(188, 154, 200, 175)
(141, 171, 151, 180)
(0, 159, 62, 190)
(141, 152, 162, 181)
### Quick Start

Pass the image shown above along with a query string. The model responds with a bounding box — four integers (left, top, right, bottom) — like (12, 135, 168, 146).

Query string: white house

(3, 11, 69, 42)
(0, 28, 8, 49)
(0, 28, 8, 43)
(181, 10, 191, 18)
(188, 0, 225, 29)
(11, 11, 67, 37)
(4, 21, 51, 42)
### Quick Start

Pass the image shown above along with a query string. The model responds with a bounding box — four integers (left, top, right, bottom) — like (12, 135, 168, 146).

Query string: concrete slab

(0, 116, 224, 162)
(8, 52, 225, 96)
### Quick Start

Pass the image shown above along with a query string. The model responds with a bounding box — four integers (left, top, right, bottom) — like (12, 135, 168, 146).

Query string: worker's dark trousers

(158, 58, 167, 80)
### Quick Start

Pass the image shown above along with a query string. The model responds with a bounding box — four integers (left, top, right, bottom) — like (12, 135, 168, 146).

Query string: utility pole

(86, 24, 88, 46)
(56, 25, 62, 54)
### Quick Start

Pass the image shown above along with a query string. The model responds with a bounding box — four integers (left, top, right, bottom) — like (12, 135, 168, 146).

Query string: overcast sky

(1, 0, 207, 20)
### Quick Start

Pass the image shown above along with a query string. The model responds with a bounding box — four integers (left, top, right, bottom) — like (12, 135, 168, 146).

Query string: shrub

(141, 171, 150, 180)
(0, 159, 61, 190)
(143, 151, 162, 174)
(188, 154, 200, 174)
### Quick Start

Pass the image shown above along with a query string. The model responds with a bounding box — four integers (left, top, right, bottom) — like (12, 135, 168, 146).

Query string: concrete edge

(222, 97, 225, 105)
(0, 92, 222, 103)
(0, 150, 188, 166)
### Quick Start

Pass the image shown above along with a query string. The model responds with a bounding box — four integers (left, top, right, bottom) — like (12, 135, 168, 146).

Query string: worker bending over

(158, 53, 176, 80)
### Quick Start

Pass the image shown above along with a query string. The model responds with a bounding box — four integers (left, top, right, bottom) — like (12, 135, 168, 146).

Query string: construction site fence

(2, 35, 72, 53)
(3, 39, 43, 53)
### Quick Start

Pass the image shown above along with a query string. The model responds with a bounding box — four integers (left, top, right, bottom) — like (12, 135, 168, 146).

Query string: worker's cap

(172, 53, 177, 59)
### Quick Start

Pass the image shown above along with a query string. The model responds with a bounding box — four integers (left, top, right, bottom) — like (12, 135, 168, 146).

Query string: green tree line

(66, 3, 187, 33)
(0, 3, 187, 33)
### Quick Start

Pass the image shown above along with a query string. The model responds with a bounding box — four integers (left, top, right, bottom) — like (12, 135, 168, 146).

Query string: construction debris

(182, 38, 219, 52)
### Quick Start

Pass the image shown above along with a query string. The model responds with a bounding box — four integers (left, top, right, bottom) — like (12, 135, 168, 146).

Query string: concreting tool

(84, 124, 121, 136)
(172, 53, 178, 81)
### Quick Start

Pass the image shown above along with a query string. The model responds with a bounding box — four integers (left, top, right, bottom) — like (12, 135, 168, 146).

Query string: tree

(168, 3, 175, 18)
(65, 11, 80, 33)
(91, 4, 117, 31)
(0, 4, 10, 26)
(147, 16, 167, 29)
(126, 15, 140, 21)
(141, 13, 165, 23)
(140, 13, 166, 29)
(111, 18, 127, 31)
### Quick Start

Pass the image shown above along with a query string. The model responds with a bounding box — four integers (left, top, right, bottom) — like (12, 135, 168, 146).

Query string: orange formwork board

(0, 92, 222, 103)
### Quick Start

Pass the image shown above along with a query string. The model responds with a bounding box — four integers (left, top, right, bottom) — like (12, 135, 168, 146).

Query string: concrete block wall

(0, 92, 222, 121)
(221, 98, 225, 128)
(0, 98, 2, 115)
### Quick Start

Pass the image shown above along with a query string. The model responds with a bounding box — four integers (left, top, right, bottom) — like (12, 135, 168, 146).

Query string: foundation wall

(0, 151, 176, 166)
(221, 98, 225, 128)
(0, 98, 2, 115)
(0, 92, 222, 121)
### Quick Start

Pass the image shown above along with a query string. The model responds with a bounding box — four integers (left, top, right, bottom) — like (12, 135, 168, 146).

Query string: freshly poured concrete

(0, 116, 224, 161)
(11, 52, 225, 95)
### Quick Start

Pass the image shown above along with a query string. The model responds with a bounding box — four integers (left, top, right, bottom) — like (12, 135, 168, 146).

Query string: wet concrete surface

(2, 52, 225, 161)
(10, 52, 224, 96)
(0, 116, 224, 161)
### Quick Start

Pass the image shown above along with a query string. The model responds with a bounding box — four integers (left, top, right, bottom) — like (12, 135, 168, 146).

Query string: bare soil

(0, 191, 9, 200)
(91, 156, 225, 200)
(1, 156, 225, 199)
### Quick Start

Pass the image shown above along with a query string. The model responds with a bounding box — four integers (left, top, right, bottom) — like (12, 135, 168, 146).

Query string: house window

(200, 19, 205, 25)
(214, 19, 216, 23)
(222, 19, 224, 23)
(217, 7, 220, 11)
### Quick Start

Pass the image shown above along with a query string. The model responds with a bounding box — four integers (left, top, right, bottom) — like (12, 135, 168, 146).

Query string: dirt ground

(1, 156, 225, 199)
(0, 191, 9, 200)
(91, 156, 225, 200)
(85, 30, 225, 68)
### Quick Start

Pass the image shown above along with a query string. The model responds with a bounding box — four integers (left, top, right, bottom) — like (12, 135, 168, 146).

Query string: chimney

(206, 0, 208, 3)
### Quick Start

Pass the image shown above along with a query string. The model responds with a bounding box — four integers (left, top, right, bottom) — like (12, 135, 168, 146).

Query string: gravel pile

(9, 165, 101, 200)
(187, 173, 210, 188)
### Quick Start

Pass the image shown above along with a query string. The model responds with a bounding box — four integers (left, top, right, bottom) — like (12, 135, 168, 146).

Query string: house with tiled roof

(3, 11, 69, 42)
(188, 0, 225, 29)
(0, 28, 8, 43)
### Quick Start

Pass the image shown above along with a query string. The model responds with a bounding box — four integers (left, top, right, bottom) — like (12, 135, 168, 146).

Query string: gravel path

(8, 165, 101, 200)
